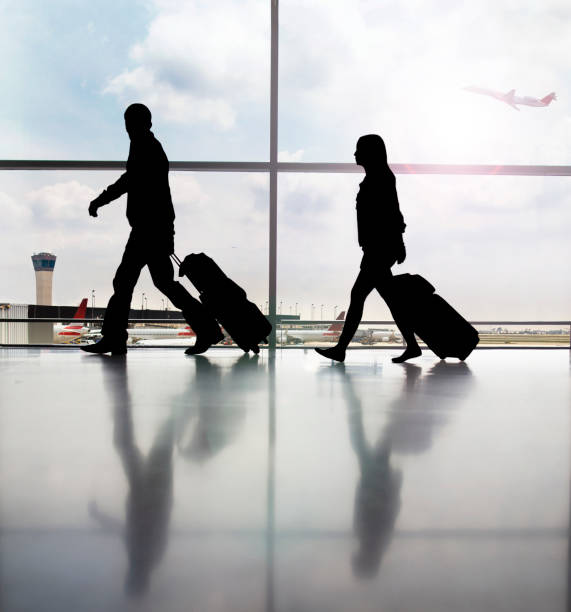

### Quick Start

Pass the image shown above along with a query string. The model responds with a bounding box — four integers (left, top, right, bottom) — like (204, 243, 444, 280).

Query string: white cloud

(103, 0, 268, 130)
(105, 67, 236, 129)
(278, 149, 305, 162)
(0, 191, 32, 228)
(278, 0, 571, 164)
(25, 181, 97, 225)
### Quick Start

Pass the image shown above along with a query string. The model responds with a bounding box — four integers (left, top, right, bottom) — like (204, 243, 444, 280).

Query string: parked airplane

(369, 329, 402, 343)
(127, 325, 196, 342)
(464, 86, 556, 110)
(53, 298, 90, 343)
(83, 323, 196, 344)
(133, 336, 197, 347)
(285, 311, 357, 343)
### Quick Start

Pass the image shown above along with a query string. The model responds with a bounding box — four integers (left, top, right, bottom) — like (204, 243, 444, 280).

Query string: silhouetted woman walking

(316, 134, 421, 363)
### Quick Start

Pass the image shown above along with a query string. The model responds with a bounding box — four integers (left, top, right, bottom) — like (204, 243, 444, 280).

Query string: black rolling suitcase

(172, 253, 272, 354)
(389, 274, 479, 360)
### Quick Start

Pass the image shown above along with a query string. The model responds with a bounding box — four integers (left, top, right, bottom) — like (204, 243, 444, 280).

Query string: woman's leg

(315, 270, 374, 362)
(338, 271, 375, 349)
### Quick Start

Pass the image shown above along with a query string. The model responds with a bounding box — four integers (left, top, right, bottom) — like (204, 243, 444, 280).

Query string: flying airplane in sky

(464, 86, 556, 110)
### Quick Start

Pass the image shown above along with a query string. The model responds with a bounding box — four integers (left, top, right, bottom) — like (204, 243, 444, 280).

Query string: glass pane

(1, 1, 269, 160)
(279, 1, 570, 164)
(0, 171, 268, 344)
(277, 173, 571, 345)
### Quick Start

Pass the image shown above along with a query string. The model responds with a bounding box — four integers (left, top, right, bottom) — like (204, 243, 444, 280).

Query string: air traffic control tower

(31, 252, 56, 305)
(30, 253, 57, 343)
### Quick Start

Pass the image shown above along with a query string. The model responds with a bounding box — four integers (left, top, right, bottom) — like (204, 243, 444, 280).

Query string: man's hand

(88, 198, 101, 217)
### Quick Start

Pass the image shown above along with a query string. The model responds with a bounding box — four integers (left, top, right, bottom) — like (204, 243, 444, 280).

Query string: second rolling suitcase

(173, 252, 272, 354)
(389, 274, 479, 360)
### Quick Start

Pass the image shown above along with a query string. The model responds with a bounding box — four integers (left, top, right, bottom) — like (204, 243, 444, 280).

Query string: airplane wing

(464, 86, 519, 110)
(503, 89, 520, 110)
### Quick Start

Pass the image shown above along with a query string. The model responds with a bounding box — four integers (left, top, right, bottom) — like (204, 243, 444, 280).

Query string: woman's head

(354, 134, 388, 168)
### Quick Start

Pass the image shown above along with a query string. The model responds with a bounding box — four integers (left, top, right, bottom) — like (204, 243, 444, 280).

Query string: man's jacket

(97, 131, 175, 234)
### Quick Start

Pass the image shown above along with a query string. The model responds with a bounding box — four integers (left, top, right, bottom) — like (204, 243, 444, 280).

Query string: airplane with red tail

(464, 86, 556, 110)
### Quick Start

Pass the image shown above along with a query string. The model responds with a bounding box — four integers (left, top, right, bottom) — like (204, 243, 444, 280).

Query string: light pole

(265, 301, 269, 315)
(161, 298, 165, 311)
(334, 305, 338, 319)
(144, 296, 148, 311)
(279, 300, 282, 315)
(311, 304, 315, 320)
(295, 302, 298, 316)
(91, 289, 95, 325)
(141, 293, 145, 319)
(320, 304, 324, 320)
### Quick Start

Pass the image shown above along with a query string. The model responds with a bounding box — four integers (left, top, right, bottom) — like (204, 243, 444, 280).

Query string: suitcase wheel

(252, 345, 260, 355)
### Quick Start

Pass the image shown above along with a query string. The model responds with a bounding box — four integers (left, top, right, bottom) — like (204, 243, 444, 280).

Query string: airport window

(1, 1, 569, 346)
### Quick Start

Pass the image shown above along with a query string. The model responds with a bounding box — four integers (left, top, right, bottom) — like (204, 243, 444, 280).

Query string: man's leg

(315, 270, 374, 362)
(148, 254, 223, 354)
(83, 236, 143, 354)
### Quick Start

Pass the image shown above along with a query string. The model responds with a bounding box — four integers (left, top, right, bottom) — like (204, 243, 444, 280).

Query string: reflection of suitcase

(172, 253, 272, 354)
(389, 274, 479, 360)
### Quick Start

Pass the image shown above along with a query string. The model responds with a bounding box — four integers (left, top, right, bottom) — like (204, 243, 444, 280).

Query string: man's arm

(88, 172, 129, 217)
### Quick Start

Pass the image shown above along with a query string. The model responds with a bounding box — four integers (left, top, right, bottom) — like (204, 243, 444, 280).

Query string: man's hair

(124, 103, 152, 128)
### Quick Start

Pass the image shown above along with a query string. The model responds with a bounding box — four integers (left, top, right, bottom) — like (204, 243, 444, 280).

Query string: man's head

(124, 104, 152, 139)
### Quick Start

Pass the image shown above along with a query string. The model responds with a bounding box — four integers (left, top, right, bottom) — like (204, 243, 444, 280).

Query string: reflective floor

(1, 347, 569, 612)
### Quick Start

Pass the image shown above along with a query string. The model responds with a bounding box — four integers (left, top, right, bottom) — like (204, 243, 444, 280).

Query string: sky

(1, 0, 570, 319)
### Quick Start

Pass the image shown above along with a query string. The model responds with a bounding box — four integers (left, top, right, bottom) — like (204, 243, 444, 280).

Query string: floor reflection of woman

(333, 365, 402, 578)
(315, 134, 420, 363)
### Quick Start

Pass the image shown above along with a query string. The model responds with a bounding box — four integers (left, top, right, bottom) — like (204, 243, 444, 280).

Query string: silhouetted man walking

(82, 103, 223, 355)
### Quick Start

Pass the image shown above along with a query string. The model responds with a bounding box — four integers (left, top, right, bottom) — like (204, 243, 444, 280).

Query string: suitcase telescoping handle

(171, 253, 182, 268)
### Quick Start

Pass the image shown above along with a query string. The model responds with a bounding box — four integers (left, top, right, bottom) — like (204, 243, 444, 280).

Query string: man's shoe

(185, 329, 224, 356)
(81, 338, 127, 356)
(315, 346, 346, 363)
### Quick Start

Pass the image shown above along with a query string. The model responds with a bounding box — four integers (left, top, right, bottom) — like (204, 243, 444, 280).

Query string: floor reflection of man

(89, 357, 175, 598)
(89, 353, 264, 597)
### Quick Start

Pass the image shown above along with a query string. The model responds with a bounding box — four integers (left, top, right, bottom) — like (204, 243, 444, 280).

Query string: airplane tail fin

(65, 298, 88, 329)
(541, 92, 556, 105)
(328, 311, 346, 332)
(74, 298, 88, 319)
